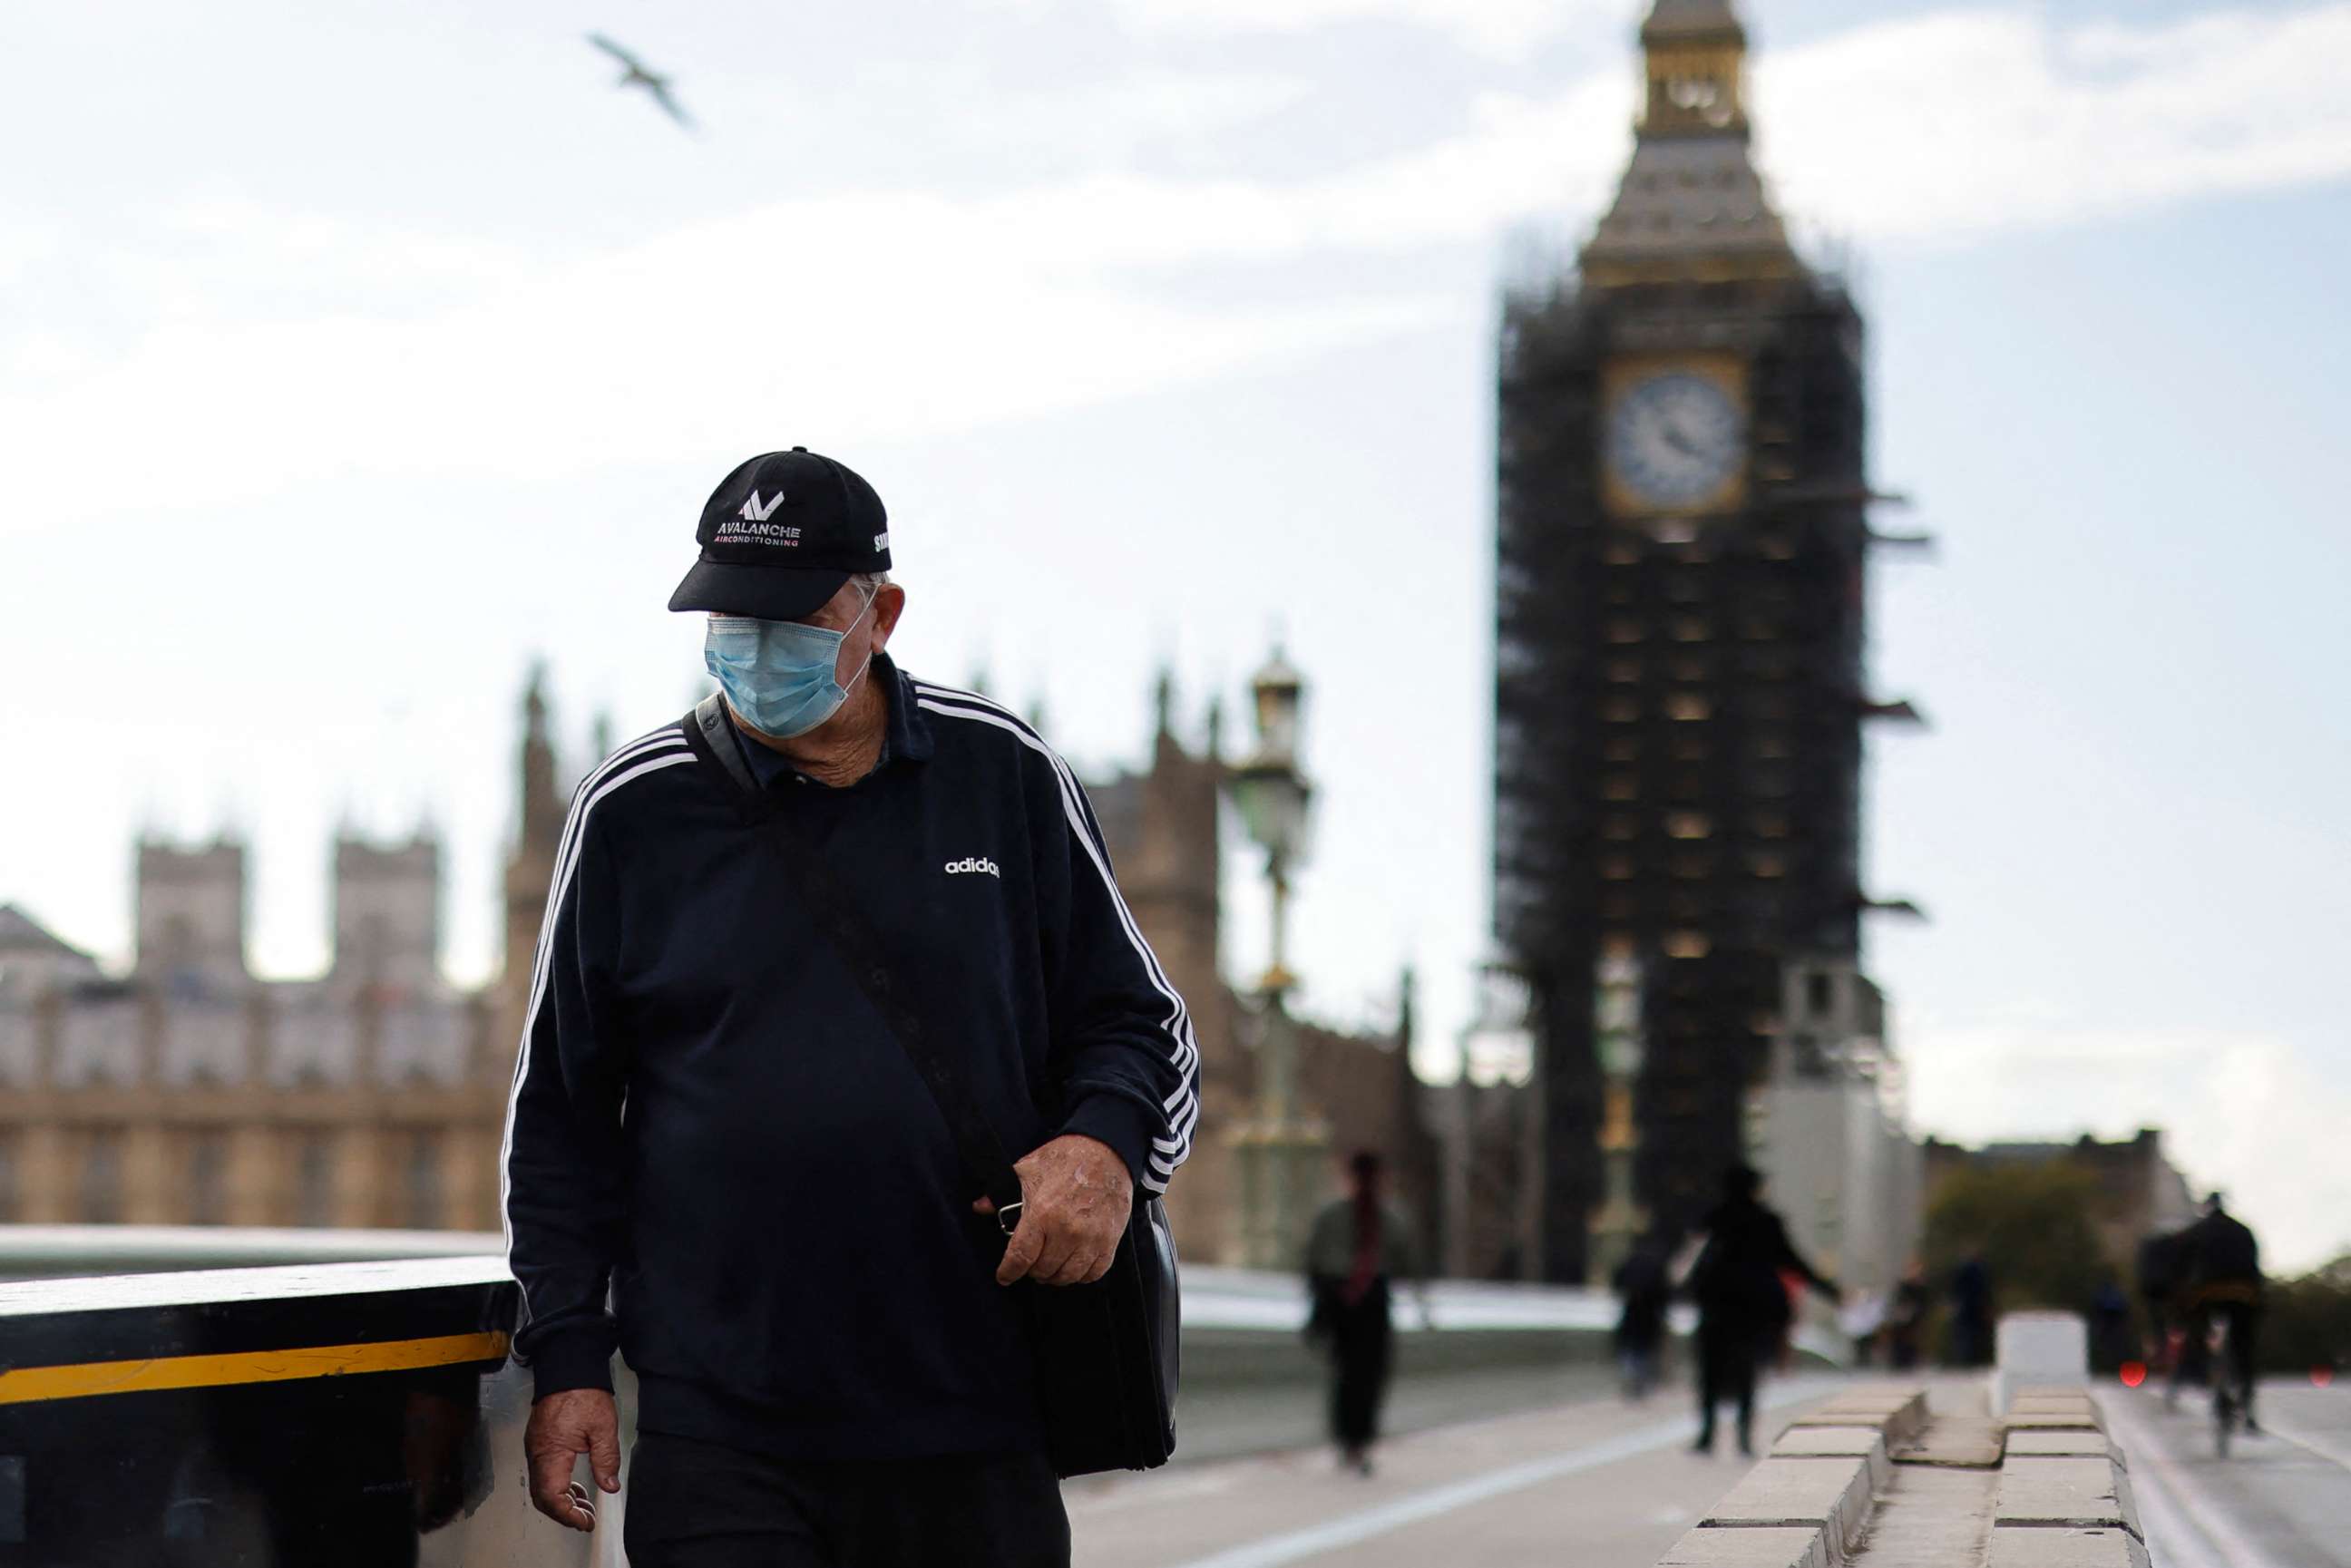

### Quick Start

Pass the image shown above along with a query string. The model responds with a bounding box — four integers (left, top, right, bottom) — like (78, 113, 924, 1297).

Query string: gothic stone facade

(0, 842, 500, 1231)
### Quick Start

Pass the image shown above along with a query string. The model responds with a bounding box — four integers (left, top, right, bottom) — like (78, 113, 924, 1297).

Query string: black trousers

(1694, 1323, 1763, 1448)
(622, 1431, 1070, 1568)
(1325, 1281, 1394, 1450)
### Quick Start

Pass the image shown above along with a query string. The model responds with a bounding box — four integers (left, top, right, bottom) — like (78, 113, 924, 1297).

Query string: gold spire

(1638, 0, 1751, 140)
(1577, 0, 1795, 287)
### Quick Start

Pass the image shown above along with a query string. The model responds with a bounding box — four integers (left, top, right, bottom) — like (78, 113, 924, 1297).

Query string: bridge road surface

(2105, 1379, 2351, 1567)
(1067, 1372, 1849, 1568)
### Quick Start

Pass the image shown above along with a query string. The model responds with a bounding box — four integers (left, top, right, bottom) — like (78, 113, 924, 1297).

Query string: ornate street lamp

(1224, 646, 1329, 1269)
(1226, 647, 1312, 996)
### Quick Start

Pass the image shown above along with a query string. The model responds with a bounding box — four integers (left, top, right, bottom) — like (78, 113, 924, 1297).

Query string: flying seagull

(588, 34, 696, 131)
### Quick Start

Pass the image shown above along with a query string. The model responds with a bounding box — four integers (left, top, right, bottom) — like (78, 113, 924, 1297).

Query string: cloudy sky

(4, 0, 2346, 1266)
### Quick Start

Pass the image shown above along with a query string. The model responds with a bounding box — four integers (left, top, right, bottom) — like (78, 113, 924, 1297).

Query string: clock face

(1606, 370, 1745, 511)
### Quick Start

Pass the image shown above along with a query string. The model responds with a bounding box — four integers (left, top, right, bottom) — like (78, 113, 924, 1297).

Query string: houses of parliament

(0, 670, 1430, 1264)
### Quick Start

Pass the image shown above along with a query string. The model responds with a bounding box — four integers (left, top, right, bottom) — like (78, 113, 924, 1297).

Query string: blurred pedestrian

(1948, 1255, 1994, 1368)
(1839, 1290, 1888, 1368)
(1885, 1259, 1929, 1372)
(2091, 1280, 2132, 1371)
(1304, 1151, 1422, 1475)
(1613, 1235, 1673, 1401)
(1683, 1164, 1837, 1456)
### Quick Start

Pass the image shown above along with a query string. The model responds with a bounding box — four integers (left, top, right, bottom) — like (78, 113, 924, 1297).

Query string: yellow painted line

(0, 1329, 510, 1405)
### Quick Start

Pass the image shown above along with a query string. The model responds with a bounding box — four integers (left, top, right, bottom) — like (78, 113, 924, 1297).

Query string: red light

(2120, 1361, 2147, 1388)
(2316, 1367, 2336, 1389)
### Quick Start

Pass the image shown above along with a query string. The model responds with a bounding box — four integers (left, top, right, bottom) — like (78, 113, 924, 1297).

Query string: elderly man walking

(502, 448, 1199, 1568)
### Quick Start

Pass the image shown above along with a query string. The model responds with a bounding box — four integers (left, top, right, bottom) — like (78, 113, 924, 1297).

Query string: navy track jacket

(501, 659, 1200, 1459)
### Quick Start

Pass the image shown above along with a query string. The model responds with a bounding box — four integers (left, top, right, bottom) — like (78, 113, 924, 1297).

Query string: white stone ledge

(1993, 1455, 2141, 1537)
(1783, 1386, 1929, 1444)
(1768, 1424, 1892, 1490)
(1986, 1524, 2152, 1567)
(1658, 1526, 1832, 1568)
(1890, 1415, 2005, 1468)
(2004, 1429, 2121, 1464)
(1703, 1455, 1875, 1555)
(2000, 1408, 2104, 1432)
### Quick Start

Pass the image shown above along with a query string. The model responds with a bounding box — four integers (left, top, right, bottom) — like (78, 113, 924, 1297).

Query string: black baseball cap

(667, 447, 892, 621)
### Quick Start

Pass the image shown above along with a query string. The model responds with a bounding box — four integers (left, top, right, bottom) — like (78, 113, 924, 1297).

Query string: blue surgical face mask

(702, 587, 877, 740)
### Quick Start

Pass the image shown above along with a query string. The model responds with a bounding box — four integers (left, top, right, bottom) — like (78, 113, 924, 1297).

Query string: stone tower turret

(134, 836, 249, 995)
(332, 830, 442, 993)
(498, 664, 567, 1058)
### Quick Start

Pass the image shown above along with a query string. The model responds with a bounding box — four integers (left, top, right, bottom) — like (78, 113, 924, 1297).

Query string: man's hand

(974, 1133, 1134, 1287)
(524, 1387, 621, 1532)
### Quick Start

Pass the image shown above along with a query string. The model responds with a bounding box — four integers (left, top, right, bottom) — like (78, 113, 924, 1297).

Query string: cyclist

(2176, 1192, 2264, 1435)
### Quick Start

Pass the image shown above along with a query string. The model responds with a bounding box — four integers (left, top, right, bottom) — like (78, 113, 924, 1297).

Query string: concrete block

(1889, 1416, 2004, 1467)
(1658, 1525, 1831, 1568)
(1819, 1396, 1916, 1418)
(2005, 1429, 2119, 1462)
(1995, 1312, 2088, 1413)
(1837, 1382, 1930, 1403)
(1819, 1387, 1924, 1410)
(1703, 1456, 1874, 1553)
(1787, 1387, 1929, 1441)
(1997, 1313, 2088, 1375)
(1854, 1465, 2002, 1563)
(1784, 1408, 1878, 1429)
(2008, 1405, 2099, 1427)
(2002, 1409, 2103, 1432)
(2112, 1460, 2143, 1538)
(1986, 1525, 2152, 1568)
(1994, 1456, 2138, 1535)
(1768, 1424, 1891, 1489)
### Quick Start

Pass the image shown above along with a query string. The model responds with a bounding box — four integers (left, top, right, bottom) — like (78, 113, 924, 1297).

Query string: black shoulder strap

(693, 694, 757, 793)
(685, 704, 1027, 1225)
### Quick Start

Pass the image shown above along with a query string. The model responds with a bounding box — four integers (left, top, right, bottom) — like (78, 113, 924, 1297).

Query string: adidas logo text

(945, 857, 1000, 878)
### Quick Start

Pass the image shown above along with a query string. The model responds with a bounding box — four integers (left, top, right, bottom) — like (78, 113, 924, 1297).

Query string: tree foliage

(1922, 1163, 2111, 1318)
(2259, 1253, 2351, 1374)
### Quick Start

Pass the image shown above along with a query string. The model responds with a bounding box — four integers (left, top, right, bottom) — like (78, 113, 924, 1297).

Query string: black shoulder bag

(688, 698, 1180, 1477)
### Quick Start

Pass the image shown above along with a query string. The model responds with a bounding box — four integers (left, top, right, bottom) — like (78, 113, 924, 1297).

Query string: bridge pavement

(1089, 1370, 2351, 1568)
(1068, 1372, 1854, 1568)
(2106, 1378, 2351, 1567)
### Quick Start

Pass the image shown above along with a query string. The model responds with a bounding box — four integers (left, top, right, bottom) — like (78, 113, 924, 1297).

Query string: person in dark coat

(1948, 1255, 1994, 1368)
(2091, 1281, 2133, 1372)
(1685, 1164, 1837, 1456)
(1886, 1259, 1929, 1372)
(1303, 1152, 1421, 1475)
(1613, 1236, 1673, 1401)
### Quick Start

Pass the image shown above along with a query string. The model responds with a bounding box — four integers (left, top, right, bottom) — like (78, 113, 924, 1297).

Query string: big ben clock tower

(1494, 0, 1897, 1283)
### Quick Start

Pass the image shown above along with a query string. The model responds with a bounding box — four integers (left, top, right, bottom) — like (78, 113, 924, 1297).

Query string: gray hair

(854, 571, 893, 594)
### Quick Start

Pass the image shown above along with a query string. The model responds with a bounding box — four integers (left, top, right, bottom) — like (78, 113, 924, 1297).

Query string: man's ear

(870, 584, 906, 654)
